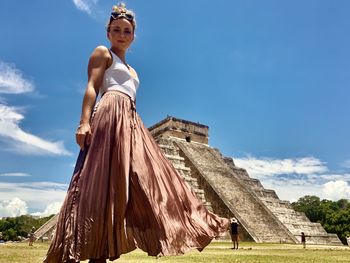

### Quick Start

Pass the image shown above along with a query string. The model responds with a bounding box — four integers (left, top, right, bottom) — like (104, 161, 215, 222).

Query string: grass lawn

(1, 241, 349, 263)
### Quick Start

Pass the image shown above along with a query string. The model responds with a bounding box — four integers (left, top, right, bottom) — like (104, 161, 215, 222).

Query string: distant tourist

(346, 235, 350, 247)
(230, 217, 239, 249)
(300, 232, 310, 248)
(28, 227, 36, 246)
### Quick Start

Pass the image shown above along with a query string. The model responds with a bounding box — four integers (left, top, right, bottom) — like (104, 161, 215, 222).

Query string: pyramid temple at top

(35, 116, 341, 245)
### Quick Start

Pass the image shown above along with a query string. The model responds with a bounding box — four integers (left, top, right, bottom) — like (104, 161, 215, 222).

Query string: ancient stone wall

(33, 214, 59, 241)
(149, 116, 209, 144)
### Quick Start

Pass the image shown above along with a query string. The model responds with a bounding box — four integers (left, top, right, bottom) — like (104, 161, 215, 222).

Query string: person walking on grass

(301, 232, 311, 249)
(28, 227, 36, 246)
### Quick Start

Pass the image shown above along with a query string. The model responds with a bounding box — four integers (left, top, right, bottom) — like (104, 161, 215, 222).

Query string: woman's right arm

(75, 46, 110, 150)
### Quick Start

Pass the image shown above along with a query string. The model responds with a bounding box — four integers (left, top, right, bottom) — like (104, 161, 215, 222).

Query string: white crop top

(100, 50, 139, 101)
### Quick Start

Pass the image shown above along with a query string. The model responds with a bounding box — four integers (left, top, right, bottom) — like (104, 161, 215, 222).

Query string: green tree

(319, 199, 337, 223)
(323, 207, 350, 244)
(337, 199, 350, 210)
(3, 228, 17, 241)
(291, 195, 321, 222)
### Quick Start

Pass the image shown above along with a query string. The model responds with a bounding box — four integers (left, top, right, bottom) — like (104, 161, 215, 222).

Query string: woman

(44, 3, 229, 263)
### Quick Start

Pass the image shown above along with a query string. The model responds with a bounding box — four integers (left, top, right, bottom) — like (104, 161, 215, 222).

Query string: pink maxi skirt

(44, 91, 230, 262)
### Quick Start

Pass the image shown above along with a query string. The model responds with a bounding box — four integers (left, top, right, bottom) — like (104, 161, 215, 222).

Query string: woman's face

(107, 18, 134, 51)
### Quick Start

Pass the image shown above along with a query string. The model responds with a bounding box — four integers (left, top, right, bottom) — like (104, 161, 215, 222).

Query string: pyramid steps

(156, 137, 213, 212)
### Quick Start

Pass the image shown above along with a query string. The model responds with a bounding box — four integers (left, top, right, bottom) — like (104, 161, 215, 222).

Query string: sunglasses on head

(110, 11, 134, 21)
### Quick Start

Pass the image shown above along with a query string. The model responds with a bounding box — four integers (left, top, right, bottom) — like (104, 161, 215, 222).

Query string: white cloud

(0, 104, 71, 156)
(0, 61, 71, 156)
(323, 180, 350, 200)
(0, 172, 31, 177)
(31, 202, 62, 217)
(0, 197, 28, 217)
(260, 178, 324, 202)
(308, 173, 350, 182)
(234, 156, 327, 178)
(0, 182, 67, 217)
(73, 0, 91, 14)
(0, 198, 62, 218)
(233, 155, 350, 202)
(72, 0, 99, 15)
(0, 61, 34, 94)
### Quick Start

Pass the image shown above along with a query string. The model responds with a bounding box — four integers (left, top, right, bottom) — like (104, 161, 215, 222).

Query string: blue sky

(1, 0, 350, 217)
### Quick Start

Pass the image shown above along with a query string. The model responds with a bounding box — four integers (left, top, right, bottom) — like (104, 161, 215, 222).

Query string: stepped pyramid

(148, 116, 341, 245)
(38, 116, 341, 245)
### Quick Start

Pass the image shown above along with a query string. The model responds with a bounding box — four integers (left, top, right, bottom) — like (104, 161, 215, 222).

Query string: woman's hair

(106, 2, 136, 32)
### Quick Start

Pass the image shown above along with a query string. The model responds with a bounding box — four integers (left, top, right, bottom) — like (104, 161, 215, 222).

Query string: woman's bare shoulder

(90, 45, 110, 60)
(87, 46, 112, 73)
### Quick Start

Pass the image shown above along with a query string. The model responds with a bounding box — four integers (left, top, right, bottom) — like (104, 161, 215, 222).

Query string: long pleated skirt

(44, 91, 230, 262)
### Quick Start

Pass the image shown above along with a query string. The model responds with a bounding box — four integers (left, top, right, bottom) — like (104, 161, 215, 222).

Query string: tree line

(291, 195, 350, 244)
(0, 214, 54, 241)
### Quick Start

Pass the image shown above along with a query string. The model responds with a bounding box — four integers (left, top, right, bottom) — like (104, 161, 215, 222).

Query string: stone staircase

(156, 137, 213, 212)
(33, 214, 59, 241)
(171, 138, 298, 243)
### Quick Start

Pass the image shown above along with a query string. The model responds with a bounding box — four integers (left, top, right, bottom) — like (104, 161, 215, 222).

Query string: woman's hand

(75, 123, 92, 150)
